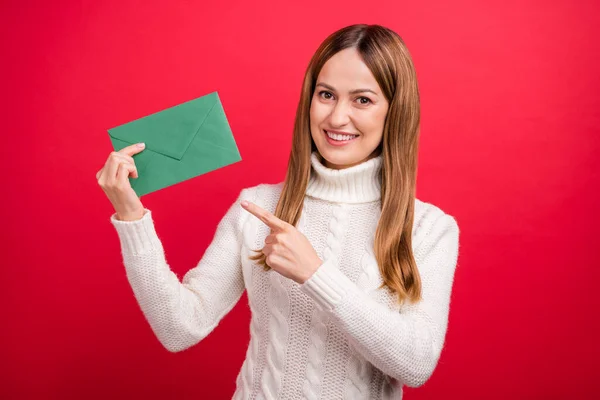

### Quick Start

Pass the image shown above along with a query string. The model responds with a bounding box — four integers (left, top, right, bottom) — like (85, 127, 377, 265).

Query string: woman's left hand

(241, 200, 323, 284)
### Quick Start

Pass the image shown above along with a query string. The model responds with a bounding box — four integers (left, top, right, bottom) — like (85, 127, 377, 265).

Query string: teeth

(326, 130, 358, 141)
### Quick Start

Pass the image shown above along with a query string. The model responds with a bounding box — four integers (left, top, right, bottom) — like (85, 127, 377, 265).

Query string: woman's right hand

(96, 142, 147, 221)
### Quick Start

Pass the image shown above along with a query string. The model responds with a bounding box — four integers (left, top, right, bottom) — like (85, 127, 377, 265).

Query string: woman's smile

(323, 129, 359, 146)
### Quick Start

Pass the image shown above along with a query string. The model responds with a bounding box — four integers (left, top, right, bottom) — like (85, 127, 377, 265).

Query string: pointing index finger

(241, 201, 287, 231)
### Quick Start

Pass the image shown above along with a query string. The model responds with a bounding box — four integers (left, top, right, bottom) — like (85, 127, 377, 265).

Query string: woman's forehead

(317, 50, 381, 95)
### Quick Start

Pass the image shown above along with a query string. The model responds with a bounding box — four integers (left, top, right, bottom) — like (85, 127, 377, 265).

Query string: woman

(97, 24, 460, 399)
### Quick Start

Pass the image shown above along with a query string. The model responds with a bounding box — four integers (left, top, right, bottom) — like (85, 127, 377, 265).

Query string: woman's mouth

(324, 129, 359, 146)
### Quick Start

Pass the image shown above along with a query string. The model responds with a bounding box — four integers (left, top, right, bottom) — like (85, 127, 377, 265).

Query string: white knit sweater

(110, 151, 460, 399)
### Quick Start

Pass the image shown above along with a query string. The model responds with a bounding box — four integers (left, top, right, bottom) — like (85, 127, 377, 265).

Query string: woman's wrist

(116, 208, 146, 221)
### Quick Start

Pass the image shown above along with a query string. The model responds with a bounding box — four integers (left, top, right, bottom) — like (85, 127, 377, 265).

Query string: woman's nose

(328, 100, 351, 127)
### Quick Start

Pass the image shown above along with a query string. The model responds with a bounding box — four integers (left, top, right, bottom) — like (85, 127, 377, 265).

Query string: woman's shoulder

(413, 197, 460, 249)
(414, 197, 454, 221)
(238, 181, 284, 207)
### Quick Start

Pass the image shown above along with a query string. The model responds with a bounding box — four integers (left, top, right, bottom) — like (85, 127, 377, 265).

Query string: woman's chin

(319, 152, 358, 169)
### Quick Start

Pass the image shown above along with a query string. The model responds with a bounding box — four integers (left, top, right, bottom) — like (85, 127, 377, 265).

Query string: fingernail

(137, 143, 145, 148)
(241, 201, 249, 207)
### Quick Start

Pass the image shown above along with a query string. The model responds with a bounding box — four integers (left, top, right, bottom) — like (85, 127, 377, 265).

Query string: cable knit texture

(110, 150, 461, 399)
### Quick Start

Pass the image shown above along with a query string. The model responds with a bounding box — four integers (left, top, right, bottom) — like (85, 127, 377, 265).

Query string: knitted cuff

(300, 258, 358, 312)
(110, 209, 162, 255)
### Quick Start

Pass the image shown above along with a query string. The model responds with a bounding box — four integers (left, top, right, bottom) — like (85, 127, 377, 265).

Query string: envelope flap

(107, 92, 219, 160)
(193, 94, 239, 155)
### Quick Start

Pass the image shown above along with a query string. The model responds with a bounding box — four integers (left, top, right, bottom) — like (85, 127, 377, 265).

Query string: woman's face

(310, 47, 389, 169)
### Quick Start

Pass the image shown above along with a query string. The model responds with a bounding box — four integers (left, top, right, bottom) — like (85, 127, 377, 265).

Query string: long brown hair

(249, 24, 422, 306)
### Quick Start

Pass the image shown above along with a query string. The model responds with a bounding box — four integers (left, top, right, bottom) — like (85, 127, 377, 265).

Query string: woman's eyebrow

(316, 82, 378, 96)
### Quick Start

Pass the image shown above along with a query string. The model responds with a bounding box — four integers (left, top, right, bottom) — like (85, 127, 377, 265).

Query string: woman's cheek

(310, 102, 323, 122)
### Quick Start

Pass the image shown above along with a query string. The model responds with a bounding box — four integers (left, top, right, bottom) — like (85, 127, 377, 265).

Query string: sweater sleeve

(299, 211, 460, 388)
(110, 187, 255, 353)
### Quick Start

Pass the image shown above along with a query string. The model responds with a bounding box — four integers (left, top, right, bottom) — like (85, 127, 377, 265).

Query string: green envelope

(107, 91, 242, 197)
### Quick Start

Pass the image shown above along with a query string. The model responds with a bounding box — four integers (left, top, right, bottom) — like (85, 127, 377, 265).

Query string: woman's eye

(318, 91, 371, 105)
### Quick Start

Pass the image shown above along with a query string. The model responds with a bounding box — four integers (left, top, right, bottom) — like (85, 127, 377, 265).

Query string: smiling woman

(310, 48, 390, 168)
(107, 23, 460, 400)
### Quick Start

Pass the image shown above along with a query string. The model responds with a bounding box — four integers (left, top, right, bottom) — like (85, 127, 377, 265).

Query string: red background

(2, 0, 599, 398)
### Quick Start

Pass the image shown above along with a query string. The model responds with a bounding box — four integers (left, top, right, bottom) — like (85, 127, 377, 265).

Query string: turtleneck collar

(305, 151, 383, 204)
